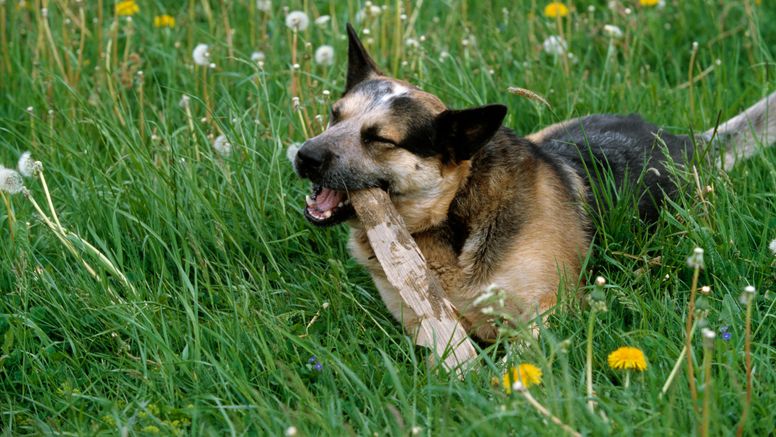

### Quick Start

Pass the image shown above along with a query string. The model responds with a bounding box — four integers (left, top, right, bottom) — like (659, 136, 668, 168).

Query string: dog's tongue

(316, 188, 344, 211)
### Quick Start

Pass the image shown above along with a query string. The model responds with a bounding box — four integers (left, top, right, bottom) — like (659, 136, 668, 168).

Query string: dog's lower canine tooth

(323, 210, 332, 219)
(337, 202, 344, 208)
(306, 195, 314, 206)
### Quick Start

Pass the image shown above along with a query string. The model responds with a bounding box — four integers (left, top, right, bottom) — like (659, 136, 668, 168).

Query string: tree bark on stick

(349, 188, 477, 374)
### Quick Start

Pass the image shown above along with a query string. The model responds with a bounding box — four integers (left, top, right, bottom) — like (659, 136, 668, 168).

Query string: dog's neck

(388, 160, 472, 234)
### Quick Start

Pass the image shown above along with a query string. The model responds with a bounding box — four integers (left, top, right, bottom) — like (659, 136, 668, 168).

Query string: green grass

(1, 0, 775, 435)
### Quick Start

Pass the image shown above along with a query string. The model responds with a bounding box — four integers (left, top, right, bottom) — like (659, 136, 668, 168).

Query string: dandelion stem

(685, 264, 701, 409)
(1, 192, 15, 243)
(624, 370, 631, 389)
(735, 296, 754, 437)
(701, 341, 713, 437)
(521, 390, 581, 437)
(585, 308, 597, 413)
(37, 167, 62, 230)
(0, 2, 11, 75)
(660, 321, 698, 397)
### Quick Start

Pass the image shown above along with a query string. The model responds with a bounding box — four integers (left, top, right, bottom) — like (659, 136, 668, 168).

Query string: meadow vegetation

(0, 0, 774, 435)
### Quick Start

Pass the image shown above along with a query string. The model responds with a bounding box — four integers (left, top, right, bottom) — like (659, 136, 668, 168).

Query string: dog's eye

(362, 132, 395, 146)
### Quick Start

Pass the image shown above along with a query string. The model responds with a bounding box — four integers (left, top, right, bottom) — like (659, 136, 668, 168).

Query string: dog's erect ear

(345, 23, 382, 92)
(435, 104, 507, 161)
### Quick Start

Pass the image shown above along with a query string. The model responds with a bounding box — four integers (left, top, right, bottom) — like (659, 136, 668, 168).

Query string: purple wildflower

(313, 362, 323, 372)
(719, 326, 731, 342)
(308, 355, 317, 364)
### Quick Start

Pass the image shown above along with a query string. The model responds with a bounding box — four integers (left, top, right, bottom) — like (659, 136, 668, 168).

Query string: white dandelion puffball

(603, 24, 624, 39)
(256, 0, 271, 12)
(193, 43, 210, 66)
(286, 143, 301, 165)
(251, 51, 266, 63)
(0, 167, 24, 194)
(769, 238, 776, 256)
(17, 151, 35, 177)
(314, 45, 334, 66)
(212, 135, 232, 157)
(542, 35, 567, 56)
(285, 11, 310, 31)
(179, 95, 191, 109)
(315, 15, 331, 26)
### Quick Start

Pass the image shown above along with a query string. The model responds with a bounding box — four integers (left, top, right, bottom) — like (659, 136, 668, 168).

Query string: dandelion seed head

(179, 95, 191, 109)
(250, 51, 265, 63)
(26, 106, 33, 113)
(314, 45, 335, 66)
(285, 11, 310, 31)
(286, 143, 301, 165)
(0, 167, 24, 194)
(603, 24, 623, 39)
(284, 426, 297, 437)
(212, 135, 232, 157)
(542, 35, 567, 56)
(17, 151, 35, 177)
(209, 62, 216, 69)
(768, 239, 776, 255)
(315, 15, 331, 26)
(256, 0, 271, 12)
(192, 43, 210, 66)
(595, 276, 606, 287)
(687, 247, 705, 269)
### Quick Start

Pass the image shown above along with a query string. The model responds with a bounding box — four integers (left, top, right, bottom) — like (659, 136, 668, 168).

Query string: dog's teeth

(305, 195, 314, 206)
(322, 210, 332, 219)
(337, 202, 344, 208)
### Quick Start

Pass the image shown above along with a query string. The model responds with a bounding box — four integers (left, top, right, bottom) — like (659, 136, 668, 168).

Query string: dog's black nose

(295, 143, 332, 180)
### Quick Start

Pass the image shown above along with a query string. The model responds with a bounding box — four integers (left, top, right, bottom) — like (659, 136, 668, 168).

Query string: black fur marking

(389, 96, 438, 157)
(345, 23, 383, 93)
(536, 114, 694, 221)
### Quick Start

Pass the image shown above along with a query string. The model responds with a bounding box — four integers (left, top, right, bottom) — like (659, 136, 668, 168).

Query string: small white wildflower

(542, 35, 567, 56)
(322, 302, 330, 310)
(26, 106, 33, 113)
(192, 43, 210, 66)
(212, 135, 232, 157)
(251, 51, 265, 63)
(769, 238, 776, 256)
(256, 0, 271, 12)
(657, 0, 666, 9)
(179, 95, 191, 109)
(285, 11, 309, 31)
(411, 426, 422, 435)
(511, 381, 525, 392)
(284, 426, 297, 437)
(286, 143, 301, 164)
(315, 15, 331, 26)
(314, 45, 335, 66)
(687, 247, 705, 269)
(17, 151, 35, 177)
(603, 24, 623, 39)
(588, 5, 595, 12)
(624, 7, 632, 14)
(0, 167, 24, 194)
(405, 38, 419, 48)
(208, 62, 216, 69)
(700, 285, 711, 295)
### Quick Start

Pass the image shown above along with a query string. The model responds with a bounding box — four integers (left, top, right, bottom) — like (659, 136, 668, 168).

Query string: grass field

(1, 0, 775, 435)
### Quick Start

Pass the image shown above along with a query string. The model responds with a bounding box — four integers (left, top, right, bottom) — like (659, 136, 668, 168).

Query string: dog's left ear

(345, 23, 382, 92)
(435, 104, 507, 161)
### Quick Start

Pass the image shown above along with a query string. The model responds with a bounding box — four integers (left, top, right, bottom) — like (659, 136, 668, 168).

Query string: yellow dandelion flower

(544, 2, 570, 18)
(502, 363, 543, 393)
(115, 0, 139, 16)
(607, 346, 647, 371)
(639, 0, 660, 6)
(154, 15, 176, 28)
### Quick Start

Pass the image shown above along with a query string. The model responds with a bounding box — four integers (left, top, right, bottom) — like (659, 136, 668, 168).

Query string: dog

(293, 24, 776, 342)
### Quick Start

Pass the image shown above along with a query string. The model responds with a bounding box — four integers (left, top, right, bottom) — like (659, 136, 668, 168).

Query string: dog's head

(294, 24, 507, 228)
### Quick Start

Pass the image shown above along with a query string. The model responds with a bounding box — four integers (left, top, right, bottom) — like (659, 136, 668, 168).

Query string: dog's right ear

(345, 23, 382, 92)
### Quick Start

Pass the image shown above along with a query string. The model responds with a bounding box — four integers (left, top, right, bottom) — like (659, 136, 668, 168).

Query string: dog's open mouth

(303, 184, 356, 226)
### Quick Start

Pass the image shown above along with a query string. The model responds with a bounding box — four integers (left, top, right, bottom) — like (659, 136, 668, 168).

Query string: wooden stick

(350, 188, 477, 374)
